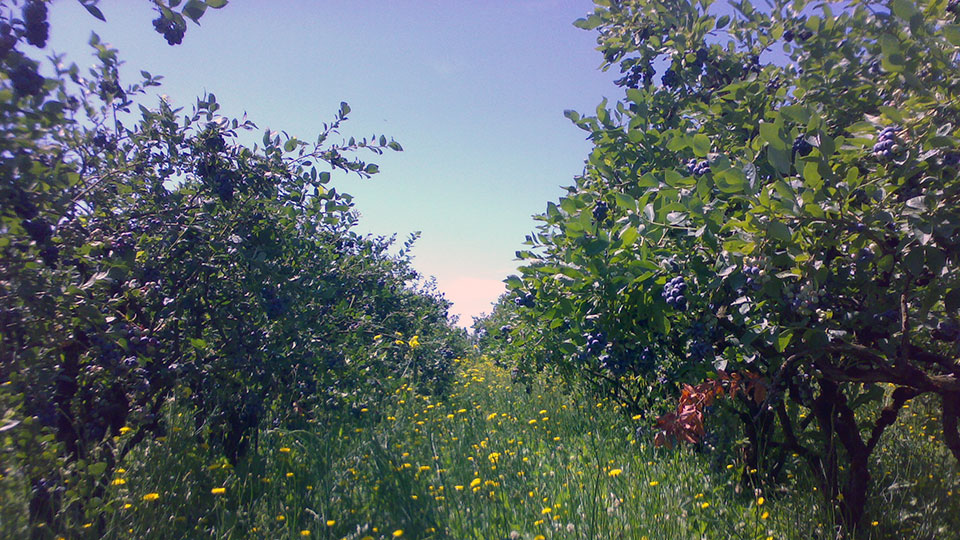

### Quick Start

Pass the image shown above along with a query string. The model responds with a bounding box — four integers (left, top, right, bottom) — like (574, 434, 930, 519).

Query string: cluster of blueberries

(152, 14, 186, 46)
(662, 275, 688, 311)
(688, 323, 713, 361)
(22, 1, 48, 48)
(514, 292, 535, 308)
(9, 62, 45, 96)
(782, 28, 814, 43)
(873, 126, 898, 159)
(661, 68, 681, 88)
(585, 331, 607, 356)
(593, 200, 609, 223)
(261, 287, 289, 320)
(744, 265, 762, 291)
(793, 136, 813, 157)
(686, 159, 711, 176)
(933, 320, 959, 342)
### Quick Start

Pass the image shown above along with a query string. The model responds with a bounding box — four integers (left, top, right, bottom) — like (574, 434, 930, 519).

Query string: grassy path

(97, 355, 959, 539)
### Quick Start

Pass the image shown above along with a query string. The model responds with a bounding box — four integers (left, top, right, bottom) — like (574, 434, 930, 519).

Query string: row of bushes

(0, 2, 468, 537)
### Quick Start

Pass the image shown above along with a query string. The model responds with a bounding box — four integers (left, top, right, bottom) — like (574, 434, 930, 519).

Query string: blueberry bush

(485, 0, 960, 531)
(0, 1, 466, 536)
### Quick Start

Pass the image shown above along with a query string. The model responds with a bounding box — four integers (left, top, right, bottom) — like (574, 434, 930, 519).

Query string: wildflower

(649, 480, 659, 487)
(534, 535, 546, 540)
(374, 334, 383, 341)
(700, 502, 710, 509)
(757, 496, 765, 506)
(211, 487, 226, 495)
(608, 468, 623, 477)
(111, 478, 126, 486)
(409, 335, 420, 348)
(119, 426, 132, 435)
(300, 531, 311, 537)
(142, 493, 160, 501)
(326, 520, 336, 526)
(392, 530, 403, 538)
(277, 515, 286, 521)
(542, 507, 552, 514)
(470, 478, 482, 488)
(279, 447, 291, 453)
(122, 503, 132, 509)
(761, 511, 769, 520)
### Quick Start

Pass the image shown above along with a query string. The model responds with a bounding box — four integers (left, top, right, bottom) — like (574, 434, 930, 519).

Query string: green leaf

(802, 161, 822, 188)
(716, 15, 730, 29)
(767, 222, 792, 242)
(775, 330, 793, 352)
(340, 101, 351, 116)
(613, 193, 635, 211)
(206, 0, 229, 7)
(573, 15, 602, 30)
(82, 3, 107, 21)
(692, 133, 711, 157)
(904, 247, 924, 276)
(802, 329, 829, 350)
(891, 0, 918, 21)
(182, 0, 208, 22)
(880, 33, 905, 72)
(759, 122, 786, 151)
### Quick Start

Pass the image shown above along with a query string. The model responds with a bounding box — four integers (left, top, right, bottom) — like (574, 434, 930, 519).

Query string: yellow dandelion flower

(279, 447, 291, 453)
(286, 472, 294, 477)
(757, 496, 765, 506)
(534, 535, 545, 540)
(122, 503, 132, 509)
(470, 478, 482, 488)
(211, 487, 226, 495)
(542, 507, 552, 514)
(119, 426, 132, 435)
(608, 468, 623, 477)
(649, 480, 659, 487)
(374, 334, 383, 341)
(761, 511, 769, 520)
(142, 493, 160, 501)
(277, 515, 286, 521)
(392, 530, 403, 538)
(700, 502, 710, 509)
(409, 335, 420, 348)
(111, 478, 126, 486)
(300, 531, 311, 537)
(326, 520, 336, 526)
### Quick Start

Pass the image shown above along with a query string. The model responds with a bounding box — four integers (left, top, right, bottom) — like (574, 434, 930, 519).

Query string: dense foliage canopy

(479, 0, 960, 530)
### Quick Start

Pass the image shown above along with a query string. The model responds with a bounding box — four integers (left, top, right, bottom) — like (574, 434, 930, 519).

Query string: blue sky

(47, 0, 622, 327)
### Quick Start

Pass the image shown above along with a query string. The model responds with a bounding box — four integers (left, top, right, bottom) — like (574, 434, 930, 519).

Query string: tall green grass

(9, 355, 957, 539)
